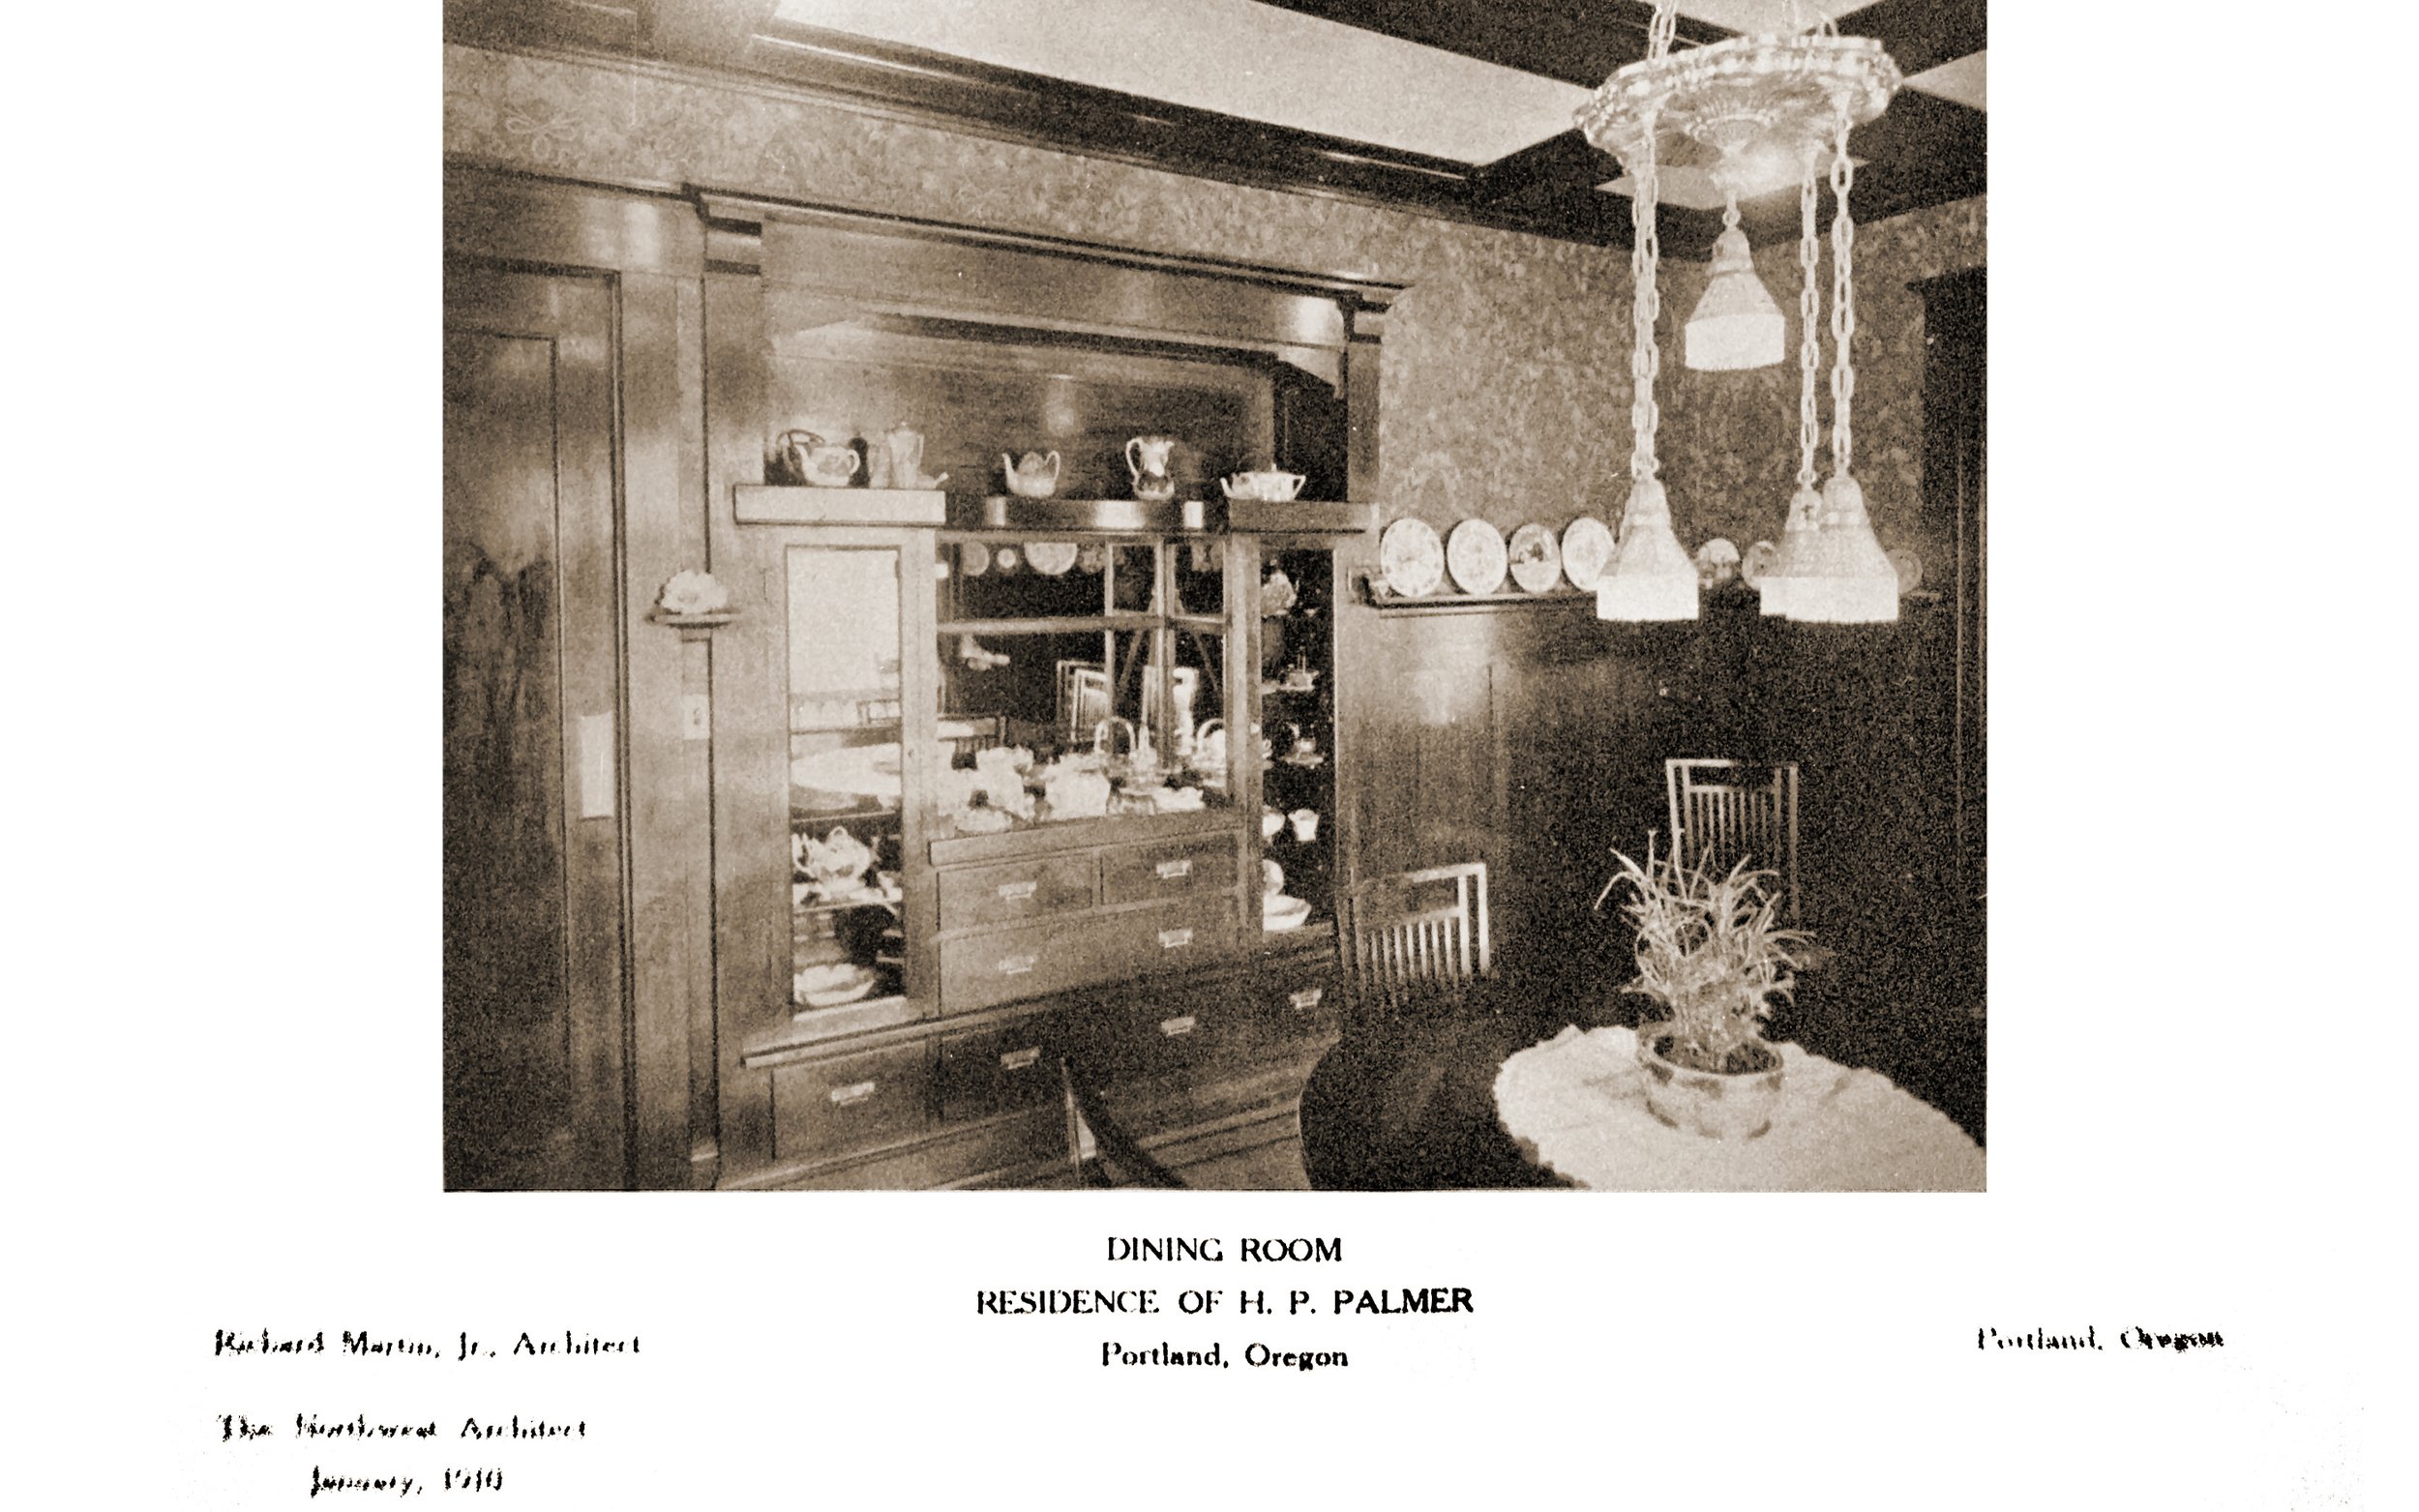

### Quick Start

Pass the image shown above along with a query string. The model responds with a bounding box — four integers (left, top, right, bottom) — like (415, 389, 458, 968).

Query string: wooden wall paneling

(674, 279, 723, 1186)
(704, 267, 778, 1174)
(444, 170, 704, 281)
(749, 212, 1350, 353)
(546, 274, 632, 1192)
(617, 269, 709, 1192)
(1347, 610, 1509, 889)
(446, 265, 630, 1190)
(446, 164, 719, 1188)
(1342, 304, 1387, 505)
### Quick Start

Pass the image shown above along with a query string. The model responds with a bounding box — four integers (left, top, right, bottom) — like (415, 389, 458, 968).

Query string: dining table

(1295, 964, 1984, 1192)
(1493, 1023, 1985, 1191)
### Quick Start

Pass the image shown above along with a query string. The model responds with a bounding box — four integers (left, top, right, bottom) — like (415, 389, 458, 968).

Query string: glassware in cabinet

(1256, 541, 1339, 934)
(929, 534, 1239, 838)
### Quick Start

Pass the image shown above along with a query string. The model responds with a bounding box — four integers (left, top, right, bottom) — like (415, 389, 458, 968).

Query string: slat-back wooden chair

(1665, 758, 1801, 923)
(1339, 862, 1491, 1015)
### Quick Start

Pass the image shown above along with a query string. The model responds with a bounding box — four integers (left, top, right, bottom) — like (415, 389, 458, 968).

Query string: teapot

(1220, 467, 1305, 502)
(777, 430, 860, 488)
(1001, 450, 1061, 498)
(878, 424, 947, 490)
(1125, 434, 1179, 502)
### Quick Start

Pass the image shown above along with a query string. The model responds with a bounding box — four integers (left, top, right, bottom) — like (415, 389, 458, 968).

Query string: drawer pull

(1158, 928, 1195, 950)
(827, 1080, 878, 1107)
(1159, 1014, 1198, 1038)
(1154, 858, 1194, 880)
(1000, 1047, 1042, 1072)
(1288, 987, 1326, 1011)
(997, 953, 1039, 976)
(996, 879, 1039, 901)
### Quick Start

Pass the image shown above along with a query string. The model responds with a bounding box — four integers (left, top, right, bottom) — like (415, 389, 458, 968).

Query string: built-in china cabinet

(444, 164, 1398, 1188)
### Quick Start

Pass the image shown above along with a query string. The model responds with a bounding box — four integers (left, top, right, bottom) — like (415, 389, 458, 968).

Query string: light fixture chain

(1648, 2, 1678, 60)
(1629, 106, 1663, 481)
(1827, 106, 1857, 476)
(1798, 157, 1821, 489)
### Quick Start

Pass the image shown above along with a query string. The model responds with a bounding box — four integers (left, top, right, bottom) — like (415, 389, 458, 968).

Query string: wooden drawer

(938, 1021, 1060, 1123)
(771, 1044, 929, 1163)
(941, 900, 1238, 1013)
(1073, 967, 1251, 1082)
(938, 853, 1095, 932)
(1112, 897, 1238, 979)
(1256, 962, 1342, 1046)
(941, 913, 1128, 1012)
(1135, 990, 1256, 1076)
(1100, 834, 1240, 906)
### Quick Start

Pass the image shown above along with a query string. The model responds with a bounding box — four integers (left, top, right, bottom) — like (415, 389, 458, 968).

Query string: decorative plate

(958, 543, 991, 578)
(1378, 518, 1446, 598)
(1695, 537, 1741, 587)
(1262, 858, 1284, 897)
(1026, 541, 1078, 577)
(1741, 540, 1779, 586)
(1560, 516, 1616, 591)
(1889, 547, 1924, 595)
(993, 546, 1020, 574)
(1447, 519, 1508, 595)
(1507, 523, 1562, 594)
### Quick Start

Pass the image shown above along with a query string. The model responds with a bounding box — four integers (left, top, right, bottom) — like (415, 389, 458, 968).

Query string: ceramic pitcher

(1125, 434, 1179, 502)
(879, 424, 944, 489)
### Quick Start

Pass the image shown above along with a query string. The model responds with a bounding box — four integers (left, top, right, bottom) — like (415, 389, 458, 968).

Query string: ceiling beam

(443, 1, 1981, 254)
(1836, 0, 1987, 78)
(1247, 2, 1733, 87)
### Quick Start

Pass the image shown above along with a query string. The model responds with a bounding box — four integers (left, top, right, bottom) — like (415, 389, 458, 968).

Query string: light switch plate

(679, 694, 710, 741)
(576, 713, 614, 818)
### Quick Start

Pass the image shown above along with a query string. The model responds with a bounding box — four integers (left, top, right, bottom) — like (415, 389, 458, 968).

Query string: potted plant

(1600, 841, 1810, 1141)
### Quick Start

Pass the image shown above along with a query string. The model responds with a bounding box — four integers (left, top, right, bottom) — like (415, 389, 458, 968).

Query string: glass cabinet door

(1257, 541, 1337, 933)
(786, 543, 911, 1018)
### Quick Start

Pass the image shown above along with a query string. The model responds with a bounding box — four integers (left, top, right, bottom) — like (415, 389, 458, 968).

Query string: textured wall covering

(444, 44, 1981, 565)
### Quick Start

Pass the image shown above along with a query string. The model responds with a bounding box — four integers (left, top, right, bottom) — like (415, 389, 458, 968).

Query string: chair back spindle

(1664, 759, 1801, 923)
(1339, 862, 1490, 1015)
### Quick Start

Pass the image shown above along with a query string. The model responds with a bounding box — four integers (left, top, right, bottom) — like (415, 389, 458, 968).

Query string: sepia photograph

(443, 0, 1986, 1193)
(19, 2, 2395, 1507)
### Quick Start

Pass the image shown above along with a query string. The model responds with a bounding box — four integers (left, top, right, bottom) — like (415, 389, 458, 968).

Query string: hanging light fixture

(1579, 1, 1901, 624)
(1759, 153, 1825, 616)
(1786, 101, 1898, 622)
(1686, 192, 1786, 371)
(1588, 7, 1698, 622)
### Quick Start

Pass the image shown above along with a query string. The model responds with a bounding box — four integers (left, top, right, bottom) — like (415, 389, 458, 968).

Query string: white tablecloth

(1493, 1025, 1985, 1192)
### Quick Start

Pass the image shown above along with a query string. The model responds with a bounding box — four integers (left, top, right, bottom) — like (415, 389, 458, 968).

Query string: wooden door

(443, 263, 629, 1190)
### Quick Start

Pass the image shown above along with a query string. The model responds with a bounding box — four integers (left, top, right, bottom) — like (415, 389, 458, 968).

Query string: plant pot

(1635, 1028, 1784, 1141)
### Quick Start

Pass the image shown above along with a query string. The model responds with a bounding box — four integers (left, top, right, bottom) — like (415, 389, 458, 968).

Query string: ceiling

(445, 0, 1986, 256)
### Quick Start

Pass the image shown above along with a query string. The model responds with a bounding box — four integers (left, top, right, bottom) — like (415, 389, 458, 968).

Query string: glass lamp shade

(1596, 476, 1700, 621)
(1685, 225, 1786, 371)
(1788, 472, 1898, 623)
(1757, 484, 1823, 616)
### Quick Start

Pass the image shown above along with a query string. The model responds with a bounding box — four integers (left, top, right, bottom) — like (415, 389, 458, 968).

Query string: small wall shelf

(1359, 578, 1600, 614)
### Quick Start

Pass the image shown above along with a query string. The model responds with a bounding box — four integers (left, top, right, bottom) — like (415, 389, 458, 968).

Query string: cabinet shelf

(791, 893, 903, 918)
